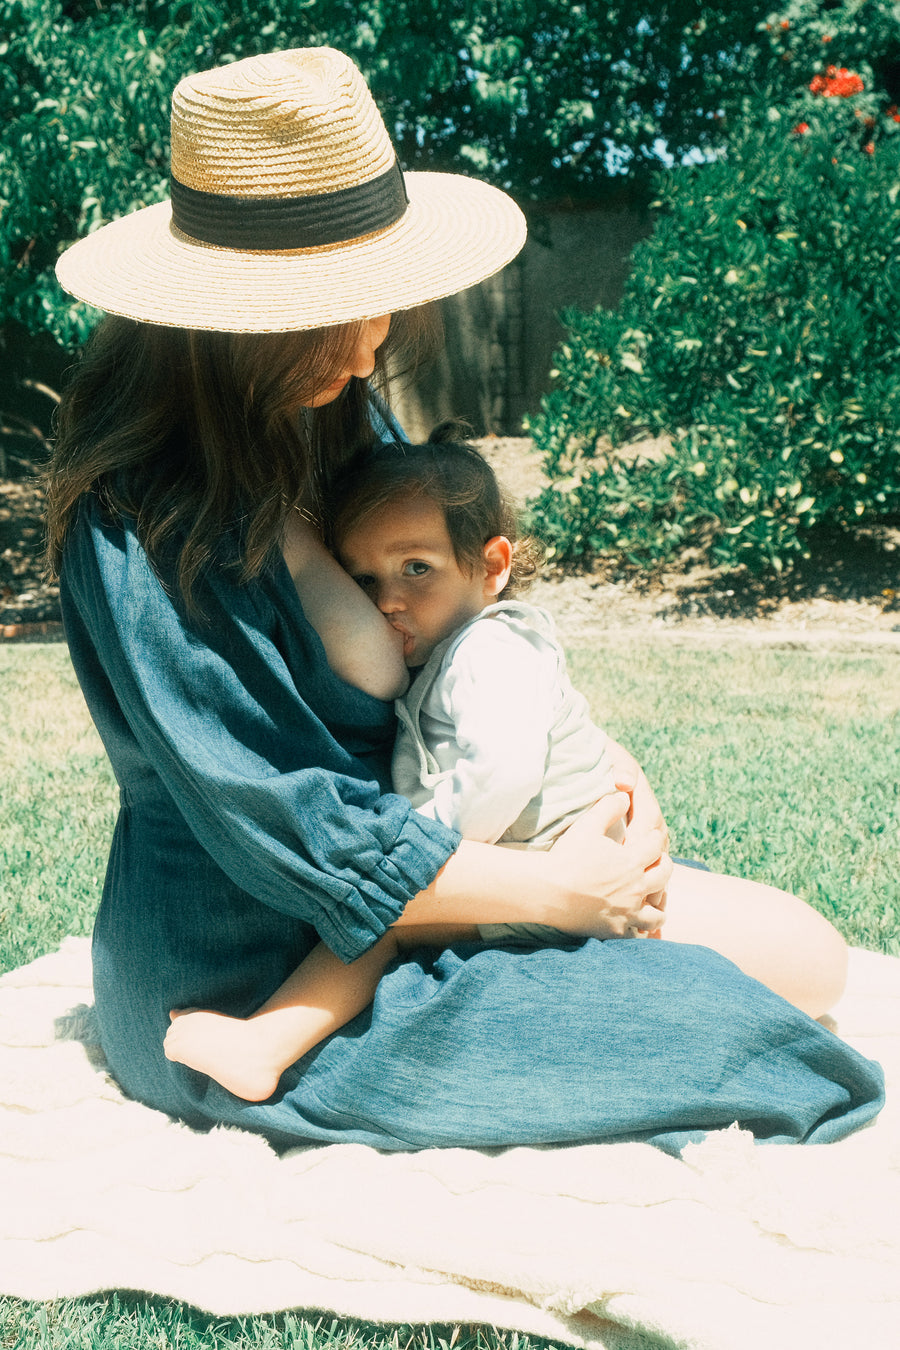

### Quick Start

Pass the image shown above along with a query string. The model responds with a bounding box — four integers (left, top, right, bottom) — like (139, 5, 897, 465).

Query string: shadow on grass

(587, 518, 900, 625)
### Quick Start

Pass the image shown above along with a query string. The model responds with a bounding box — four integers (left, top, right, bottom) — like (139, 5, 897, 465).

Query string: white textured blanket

(1, 938, 898, 1350)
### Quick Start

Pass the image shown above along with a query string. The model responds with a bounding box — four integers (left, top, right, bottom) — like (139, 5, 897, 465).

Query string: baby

(163, 438, 663, 1100)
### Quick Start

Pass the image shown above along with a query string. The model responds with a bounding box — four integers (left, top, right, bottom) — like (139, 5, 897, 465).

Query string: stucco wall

(392, 198, 652, 440)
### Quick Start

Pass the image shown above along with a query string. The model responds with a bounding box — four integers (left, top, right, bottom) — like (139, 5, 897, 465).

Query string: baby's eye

(402, 560, 431, 578)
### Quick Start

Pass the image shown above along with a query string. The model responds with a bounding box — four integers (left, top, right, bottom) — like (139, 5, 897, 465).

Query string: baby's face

(338, 495, 493, 667)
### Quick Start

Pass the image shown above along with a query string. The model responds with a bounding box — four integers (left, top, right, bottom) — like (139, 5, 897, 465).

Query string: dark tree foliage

(526, 2, 900, 575)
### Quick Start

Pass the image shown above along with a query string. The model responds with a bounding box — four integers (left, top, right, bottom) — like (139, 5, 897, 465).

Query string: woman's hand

(544, 791, 672, 939)
(605, 738, 669, 928)
(626, 770, 668, 926)
(606, 738, 667, 837)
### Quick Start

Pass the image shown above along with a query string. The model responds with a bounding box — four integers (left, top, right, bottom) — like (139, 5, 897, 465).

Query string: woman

(49, 46, 881, 1151)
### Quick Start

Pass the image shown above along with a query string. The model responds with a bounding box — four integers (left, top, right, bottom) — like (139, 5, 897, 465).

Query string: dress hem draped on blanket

(2, 939, 898, 1350)
(182, 935, 885, 1154)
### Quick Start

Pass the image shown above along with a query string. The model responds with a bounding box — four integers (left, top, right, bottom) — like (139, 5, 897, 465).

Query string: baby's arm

(164, 932, 401, 1101)
(282, 510, 408, 700)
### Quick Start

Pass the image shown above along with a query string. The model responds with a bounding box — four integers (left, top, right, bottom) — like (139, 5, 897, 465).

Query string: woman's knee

(662, 865, 849, 1018)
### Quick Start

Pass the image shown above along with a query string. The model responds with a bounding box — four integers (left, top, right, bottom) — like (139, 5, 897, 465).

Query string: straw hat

(55, 47, 527, 332)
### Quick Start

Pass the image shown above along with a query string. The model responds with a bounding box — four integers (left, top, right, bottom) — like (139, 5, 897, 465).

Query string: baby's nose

(374, 582, 404, 614)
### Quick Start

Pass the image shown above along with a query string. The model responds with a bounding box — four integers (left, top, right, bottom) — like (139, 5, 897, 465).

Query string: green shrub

(527, 18, 900, 574)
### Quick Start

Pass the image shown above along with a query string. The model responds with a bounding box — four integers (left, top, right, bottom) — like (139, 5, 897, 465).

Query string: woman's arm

(282, 511, 409, 701)
(394, 791, 671, 939)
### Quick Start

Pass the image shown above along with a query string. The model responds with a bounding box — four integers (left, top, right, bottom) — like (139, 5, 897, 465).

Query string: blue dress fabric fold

(60, 496, 884, 1155)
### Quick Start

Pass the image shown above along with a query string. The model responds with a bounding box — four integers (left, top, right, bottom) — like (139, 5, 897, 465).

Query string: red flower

(864, 141, 875, 154)
(793, 122, 810, 135)
(888, 105, 900, 123)
(809, 65, 864, 97)
(781, 19, 790, 28)
(822, 35, 832, 43)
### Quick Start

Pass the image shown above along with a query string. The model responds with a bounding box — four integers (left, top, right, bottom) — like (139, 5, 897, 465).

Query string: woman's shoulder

(63, 491, 140, 570)
(62, 491, 275, 635)
(67, 489, 248, 575)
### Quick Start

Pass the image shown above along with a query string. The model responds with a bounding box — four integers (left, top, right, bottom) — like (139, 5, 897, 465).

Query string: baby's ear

(482, 536, 513, 597)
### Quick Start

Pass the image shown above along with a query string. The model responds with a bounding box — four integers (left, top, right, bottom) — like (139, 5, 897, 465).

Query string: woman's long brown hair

(46, 308, 438, 611)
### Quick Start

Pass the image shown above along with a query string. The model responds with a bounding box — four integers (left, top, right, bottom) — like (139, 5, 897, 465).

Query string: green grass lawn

(1, 637, 898, 1348)
(569, 639, 900, 955)
(0, 1302, 529, 1350)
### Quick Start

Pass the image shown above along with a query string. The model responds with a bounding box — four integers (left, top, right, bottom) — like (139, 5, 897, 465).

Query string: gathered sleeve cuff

(62, 500, 459, 964)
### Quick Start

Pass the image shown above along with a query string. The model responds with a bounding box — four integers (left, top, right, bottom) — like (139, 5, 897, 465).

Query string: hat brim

(55, 172, 526, 332)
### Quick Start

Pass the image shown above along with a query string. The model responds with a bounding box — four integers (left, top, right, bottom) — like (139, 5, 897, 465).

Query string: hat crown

(170, 47, 395, 199)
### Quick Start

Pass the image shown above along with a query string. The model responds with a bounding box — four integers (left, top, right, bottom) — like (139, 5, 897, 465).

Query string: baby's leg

(164, 933, 399, 1100)
(660, 862, 848, 1018)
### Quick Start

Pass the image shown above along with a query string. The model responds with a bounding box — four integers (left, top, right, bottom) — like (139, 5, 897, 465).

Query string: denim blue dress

(59, 499, 884, 1153)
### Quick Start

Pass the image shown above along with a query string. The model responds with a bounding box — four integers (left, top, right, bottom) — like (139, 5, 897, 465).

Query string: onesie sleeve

(426, 619, 560, 843)
(61, 500, 459, 963)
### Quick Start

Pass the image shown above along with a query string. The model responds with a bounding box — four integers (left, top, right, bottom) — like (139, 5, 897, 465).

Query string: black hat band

(170, 160, 409, 250)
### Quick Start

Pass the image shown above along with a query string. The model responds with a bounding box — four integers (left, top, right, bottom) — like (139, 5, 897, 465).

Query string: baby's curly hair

(322, 429, 544, 599)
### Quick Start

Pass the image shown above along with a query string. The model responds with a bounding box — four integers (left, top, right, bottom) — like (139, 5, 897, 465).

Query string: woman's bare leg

(660, 862, 848, 1018)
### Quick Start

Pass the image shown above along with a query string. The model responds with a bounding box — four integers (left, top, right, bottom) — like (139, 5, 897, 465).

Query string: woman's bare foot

(163, 1009, 286, 1101)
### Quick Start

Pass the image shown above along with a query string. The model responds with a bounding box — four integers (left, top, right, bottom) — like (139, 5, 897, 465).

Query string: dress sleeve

(426, 620, 560, 843)
(61, 501, 459, 963)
